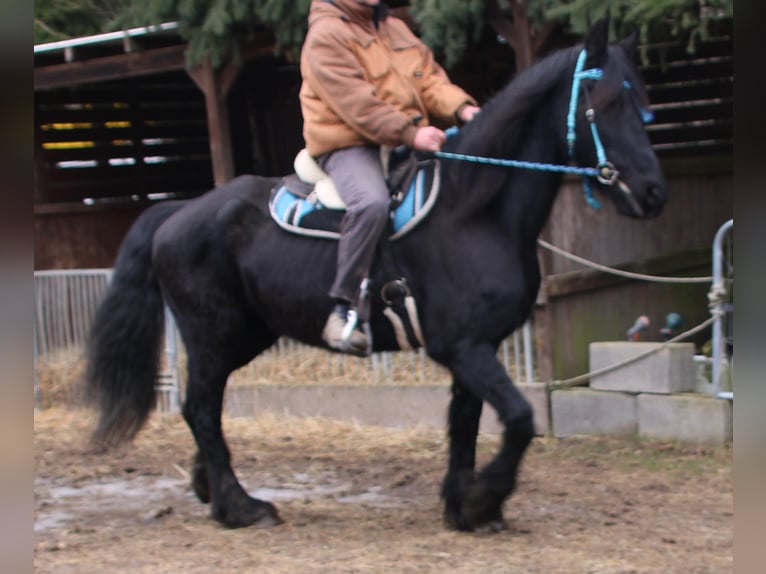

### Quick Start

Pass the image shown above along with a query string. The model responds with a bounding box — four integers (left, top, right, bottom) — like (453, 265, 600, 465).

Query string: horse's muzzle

(616, 179, 666, 219)
(642, 183, 667, 219)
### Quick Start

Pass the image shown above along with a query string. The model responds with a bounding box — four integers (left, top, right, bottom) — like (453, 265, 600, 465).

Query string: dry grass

(35, 347, 88, 408)
(231, 340, 452, 386)
(36, 406, 458, 461)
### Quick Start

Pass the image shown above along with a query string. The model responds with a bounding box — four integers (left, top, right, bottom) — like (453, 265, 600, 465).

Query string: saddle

(268, 148, 440, 240)
(268, 148, 436, 350)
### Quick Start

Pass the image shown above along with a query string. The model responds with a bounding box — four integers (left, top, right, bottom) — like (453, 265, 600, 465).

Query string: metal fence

(34, 269, 112, 356)
(710, 219, 734, 399)
(34, 269, 112, 408)
(33, 269, 538, 412)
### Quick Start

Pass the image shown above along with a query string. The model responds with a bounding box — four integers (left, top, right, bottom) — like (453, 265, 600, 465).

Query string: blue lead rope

(433, 149, 600, 179)
(439, 123, 600, 178)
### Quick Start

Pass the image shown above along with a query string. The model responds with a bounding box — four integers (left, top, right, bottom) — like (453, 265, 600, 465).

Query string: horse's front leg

(442, 379, 484, 529)
(183, 362, 283, 529)
(443, 344, 535, 532)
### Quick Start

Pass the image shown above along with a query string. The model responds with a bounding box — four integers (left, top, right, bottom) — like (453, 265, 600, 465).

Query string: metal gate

(710, 219, 734, 399)
(33, 269, 181, 412)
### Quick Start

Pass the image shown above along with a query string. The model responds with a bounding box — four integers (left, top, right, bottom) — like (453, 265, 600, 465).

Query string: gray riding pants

(319, 146, 390, 304)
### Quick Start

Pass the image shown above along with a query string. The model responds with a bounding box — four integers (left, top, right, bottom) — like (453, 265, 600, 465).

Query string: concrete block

(638, 393, 732, 444)
(224, 383, 550, 436)
(551, 388, 637, 438)
(590, 342, 695, 394)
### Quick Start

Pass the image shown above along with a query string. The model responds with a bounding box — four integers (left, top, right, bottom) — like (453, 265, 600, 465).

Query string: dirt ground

(34, 408, 732, 574)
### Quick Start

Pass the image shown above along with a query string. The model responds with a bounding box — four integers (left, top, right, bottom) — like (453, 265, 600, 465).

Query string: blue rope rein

(432, 149, 601, 179)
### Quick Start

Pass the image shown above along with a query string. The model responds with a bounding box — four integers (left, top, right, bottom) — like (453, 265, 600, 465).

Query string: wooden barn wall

(33, 56, 308, 271)
(34, 70, 213, 204)
(34, 68, 215, 270)
(535, 171, 732, 381)
(34, 204, 149, 270)
(641, 18, 732, 158)
(543, 173, 733, 277)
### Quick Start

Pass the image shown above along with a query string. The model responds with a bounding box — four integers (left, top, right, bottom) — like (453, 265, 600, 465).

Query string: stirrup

(341, 308, 359, 341)
(322, 307, 370, 357)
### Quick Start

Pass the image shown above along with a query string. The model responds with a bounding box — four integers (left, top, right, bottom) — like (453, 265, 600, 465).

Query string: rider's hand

(458, 104, 481, 123)
(412, 126, 447, 152)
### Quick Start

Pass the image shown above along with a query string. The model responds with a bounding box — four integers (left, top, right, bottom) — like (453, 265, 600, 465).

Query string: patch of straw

(35, 347, 87, 409)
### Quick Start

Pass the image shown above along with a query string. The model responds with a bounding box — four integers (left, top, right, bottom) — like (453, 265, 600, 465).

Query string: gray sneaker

(322, 307, 369, 357)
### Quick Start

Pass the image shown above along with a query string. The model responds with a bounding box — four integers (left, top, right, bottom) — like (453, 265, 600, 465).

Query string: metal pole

(163, 307, 180, 411)
(711, 219, 733, 399)
(513, 330, 522, 383)
(34, 320, 41, 410)
(523, 320, 534, 384)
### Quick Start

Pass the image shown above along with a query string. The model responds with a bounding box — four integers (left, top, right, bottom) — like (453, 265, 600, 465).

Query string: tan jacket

(299, 0, 477, 157)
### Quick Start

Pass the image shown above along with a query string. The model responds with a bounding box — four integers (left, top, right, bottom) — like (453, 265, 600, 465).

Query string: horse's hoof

(474, 518, 508, 534)
(444, 510, 507, 534)
(241, 506, 284, 530)
(443, 474, 506, 533)
(215, 501, 284, 529)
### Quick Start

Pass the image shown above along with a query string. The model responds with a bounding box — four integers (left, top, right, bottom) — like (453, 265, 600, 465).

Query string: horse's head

(568, 19, 667, 219)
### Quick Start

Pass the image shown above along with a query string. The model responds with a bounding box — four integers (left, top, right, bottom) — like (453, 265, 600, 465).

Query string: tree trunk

(486, 0, 557, 72)
(187, 59, 241, 186)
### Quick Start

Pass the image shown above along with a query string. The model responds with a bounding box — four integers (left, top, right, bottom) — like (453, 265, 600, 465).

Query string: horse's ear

(584, 17, 610, 68)
(618, 28, 640, 59)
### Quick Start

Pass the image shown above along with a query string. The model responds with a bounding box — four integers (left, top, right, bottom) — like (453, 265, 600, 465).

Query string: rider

(299, 0, 480, 355)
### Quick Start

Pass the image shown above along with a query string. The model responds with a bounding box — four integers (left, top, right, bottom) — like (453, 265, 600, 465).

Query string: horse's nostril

(646, 185, 665, 207)
(641, 184, 666, 218)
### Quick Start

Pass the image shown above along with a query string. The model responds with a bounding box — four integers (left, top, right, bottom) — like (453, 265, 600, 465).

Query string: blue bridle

(566, 49, 654, 208)
(436, 48, 654, 210)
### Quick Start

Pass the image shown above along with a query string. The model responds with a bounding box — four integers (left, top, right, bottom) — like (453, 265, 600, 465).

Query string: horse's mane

(447, 40, 644, 160)
(446, 46, 580, 158)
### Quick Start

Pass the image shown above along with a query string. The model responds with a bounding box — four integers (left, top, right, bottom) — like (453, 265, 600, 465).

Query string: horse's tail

(84, 200, 185, 450)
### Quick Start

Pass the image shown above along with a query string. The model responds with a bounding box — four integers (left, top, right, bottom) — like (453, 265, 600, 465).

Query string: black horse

(85, 19, 666, 533)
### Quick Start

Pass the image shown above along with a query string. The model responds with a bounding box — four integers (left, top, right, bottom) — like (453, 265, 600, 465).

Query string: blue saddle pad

(268, 160, 441, 240)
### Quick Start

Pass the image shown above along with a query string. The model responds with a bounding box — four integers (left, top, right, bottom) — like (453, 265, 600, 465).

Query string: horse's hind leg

(175, 307, 282, 529)
(443, 343, 534, 532)
(183, 346, 283, 528)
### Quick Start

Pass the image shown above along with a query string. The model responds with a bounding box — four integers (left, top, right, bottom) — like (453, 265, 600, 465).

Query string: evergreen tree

(411, 0, 733, 68)
(35, 0, 733, 70)
(110, 0, 312, 67)
(536, 0, 734, 57)
(34, 0, 124, 44)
